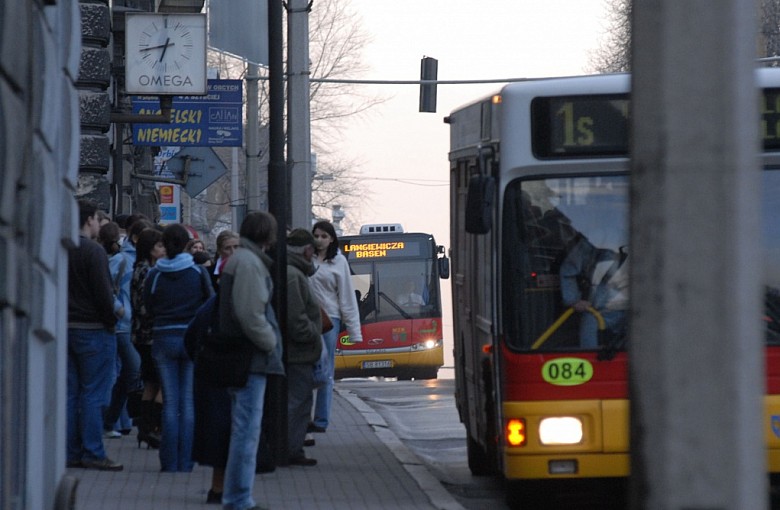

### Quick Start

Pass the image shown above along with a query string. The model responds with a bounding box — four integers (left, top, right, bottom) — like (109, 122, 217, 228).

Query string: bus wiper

(378, 291, 413, 320)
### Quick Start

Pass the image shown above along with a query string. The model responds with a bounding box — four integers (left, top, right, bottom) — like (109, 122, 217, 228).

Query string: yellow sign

(343, 241, 405, 259)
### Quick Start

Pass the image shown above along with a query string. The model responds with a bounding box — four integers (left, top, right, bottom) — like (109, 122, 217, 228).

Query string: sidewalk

(66, 386, 465, 510)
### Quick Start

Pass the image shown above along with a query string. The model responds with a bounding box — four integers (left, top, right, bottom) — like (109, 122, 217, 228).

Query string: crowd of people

(66, 199, 362, 510)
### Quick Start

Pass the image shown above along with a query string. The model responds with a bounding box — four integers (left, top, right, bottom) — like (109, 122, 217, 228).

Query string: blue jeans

(152, 329, 194, 472)
(104, 331, 142, 429)
(223, 374, 267, 510)
(313, 317, 340, 429)
(67, 328, 117, 463)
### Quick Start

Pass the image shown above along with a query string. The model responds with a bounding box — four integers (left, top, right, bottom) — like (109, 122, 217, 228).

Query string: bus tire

(467, 434, 496, 476)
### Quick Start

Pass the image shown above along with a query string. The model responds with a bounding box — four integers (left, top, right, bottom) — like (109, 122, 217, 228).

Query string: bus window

(374, 260, 439, 321)
(762, 168, 780, 344)
(502, 175, 630, 351)
(349, 262, 375, 321)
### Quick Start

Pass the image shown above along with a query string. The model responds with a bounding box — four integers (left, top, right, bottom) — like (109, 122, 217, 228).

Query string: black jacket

(68, 236, 117, 330)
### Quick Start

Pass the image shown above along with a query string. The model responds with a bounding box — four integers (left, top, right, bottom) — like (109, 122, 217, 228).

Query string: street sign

(163, 147, 227, 197)
(132, 79, 243, 147)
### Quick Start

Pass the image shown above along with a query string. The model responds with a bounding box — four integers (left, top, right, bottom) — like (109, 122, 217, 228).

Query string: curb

(337, 388, 467, 510)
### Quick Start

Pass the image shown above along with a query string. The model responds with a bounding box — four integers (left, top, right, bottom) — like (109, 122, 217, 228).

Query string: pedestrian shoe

(306, 423, 326, 433)
(103, 430, 122, 439)
(288, 456, 317, 466)
(303, 434, 315, 447)
(206, 489, 222, 504)
(66, 460, 82, 468)
(81, 457, 124, 471)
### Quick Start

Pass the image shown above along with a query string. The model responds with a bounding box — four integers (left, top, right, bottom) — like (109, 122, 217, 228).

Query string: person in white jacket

(309, 221, 363, 432)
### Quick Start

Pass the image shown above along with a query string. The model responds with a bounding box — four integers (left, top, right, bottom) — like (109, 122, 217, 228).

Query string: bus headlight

(538, 417, 583, 445)
(411, 339, 441, 351)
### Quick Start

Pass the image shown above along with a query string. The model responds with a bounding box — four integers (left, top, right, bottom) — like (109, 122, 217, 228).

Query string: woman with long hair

(309, 221, 363, 433)
(211, 230, 239, 288)
(130, 227, 165, 448)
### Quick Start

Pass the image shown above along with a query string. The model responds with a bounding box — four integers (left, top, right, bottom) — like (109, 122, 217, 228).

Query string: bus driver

(559, 234, 628, 348)
(397, 280, 425, 307)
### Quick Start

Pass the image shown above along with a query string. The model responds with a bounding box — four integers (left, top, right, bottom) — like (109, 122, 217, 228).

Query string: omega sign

(125, 13, 207, 95)
(137, 75, 195, 88)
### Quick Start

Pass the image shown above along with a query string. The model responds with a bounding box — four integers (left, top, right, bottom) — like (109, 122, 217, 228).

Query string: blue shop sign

(132, 79, 243, 147)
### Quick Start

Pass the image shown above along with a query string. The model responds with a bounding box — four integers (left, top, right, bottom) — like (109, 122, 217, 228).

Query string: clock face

(126, 13, 206, 95)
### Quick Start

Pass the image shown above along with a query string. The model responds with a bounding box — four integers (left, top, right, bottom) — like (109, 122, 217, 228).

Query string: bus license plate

(362, 360, 393, 369)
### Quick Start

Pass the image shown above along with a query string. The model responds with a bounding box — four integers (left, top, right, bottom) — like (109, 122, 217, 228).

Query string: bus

(446, 69, 780, 500)
(334, 224, 449, 380)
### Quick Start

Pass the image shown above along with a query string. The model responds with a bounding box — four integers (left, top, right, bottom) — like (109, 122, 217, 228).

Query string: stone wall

(0, 0, 82, 508)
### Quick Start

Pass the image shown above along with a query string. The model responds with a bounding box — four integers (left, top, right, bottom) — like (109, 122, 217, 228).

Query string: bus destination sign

(532, 89, 780, 158)
(342, 240, 422, 259)
(531, 94, 629, 159)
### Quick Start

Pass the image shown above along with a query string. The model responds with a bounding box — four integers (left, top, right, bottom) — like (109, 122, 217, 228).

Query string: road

(338, 377, 630, 510)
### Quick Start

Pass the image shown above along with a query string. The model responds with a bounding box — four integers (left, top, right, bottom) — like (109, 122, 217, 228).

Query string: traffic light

(419, 56, 438, 113)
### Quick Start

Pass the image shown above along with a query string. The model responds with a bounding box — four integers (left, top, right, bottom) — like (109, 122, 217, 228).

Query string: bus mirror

(438, 256, 450, 279)
(465, 174, 495, 234)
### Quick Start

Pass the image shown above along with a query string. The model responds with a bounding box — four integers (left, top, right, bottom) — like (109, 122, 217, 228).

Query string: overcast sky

(332, 1, 609, 364)
(336, 0, 608, 242)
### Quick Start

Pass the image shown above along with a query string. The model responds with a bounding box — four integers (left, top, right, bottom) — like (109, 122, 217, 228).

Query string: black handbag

(187, 292, 254, 389)
(196, 337, 254, 388)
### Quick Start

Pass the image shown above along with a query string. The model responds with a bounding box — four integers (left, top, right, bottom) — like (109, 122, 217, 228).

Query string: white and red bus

(335, 224, 449, 380)
(447, 69, 780, 504)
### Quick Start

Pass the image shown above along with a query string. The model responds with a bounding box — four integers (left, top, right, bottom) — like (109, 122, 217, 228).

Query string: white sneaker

(104, 430, 122, 439)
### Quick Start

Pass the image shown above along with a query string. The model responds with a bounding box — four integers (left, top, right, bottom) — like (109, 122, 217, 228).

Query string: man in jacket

(67, 199, 122, 471)
(218, 212, 284, 510)
(285, 229, 323, 466)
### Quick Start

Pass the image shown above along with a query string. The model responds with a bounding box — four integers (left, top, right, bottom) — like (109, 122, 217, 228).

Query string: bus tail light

(538, 417, 583, 445)
(505, 418, 527, 447)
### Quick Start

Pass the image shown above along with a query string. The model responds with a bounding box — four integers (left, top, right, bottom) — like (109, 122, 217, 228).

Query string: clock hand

(140, 41, 176, 52)
(158, 37, 171, 62)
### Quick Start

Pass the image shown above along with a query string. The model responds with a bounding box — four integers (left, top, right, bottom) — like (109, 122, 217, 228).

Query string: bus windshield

(503, 171, 780, 352)
(502, 175, 630, 352)
(350, 259, 441, 323)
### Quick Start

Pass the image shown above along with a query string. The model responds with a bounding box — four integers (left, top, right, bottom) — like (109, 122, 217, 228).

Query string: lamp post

(331, 204, 345, 236)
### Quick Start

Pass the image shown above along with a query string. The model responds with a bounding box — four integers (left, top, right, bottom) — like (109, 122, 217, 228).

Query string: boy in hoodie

(144, 223, 213, 472)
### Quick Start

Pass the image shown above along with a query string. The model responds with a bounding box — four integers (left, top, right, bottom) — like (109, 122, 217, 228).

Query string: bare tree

(761, 0, 780, 62)
(591, 0, 780, 73)
(198, 0, 379, 235)
(588, 0, 632, 73)
(307, 0, 382, 228)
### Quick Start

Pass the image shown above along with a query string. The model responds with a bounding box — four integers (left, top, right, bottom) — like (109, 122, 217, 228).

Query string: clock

(125, 13, 207, 95)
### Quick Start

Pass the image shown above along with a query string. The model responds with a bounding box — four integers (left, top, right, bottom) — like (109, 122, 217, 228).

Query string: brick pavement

(65, 386, 465, 510)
